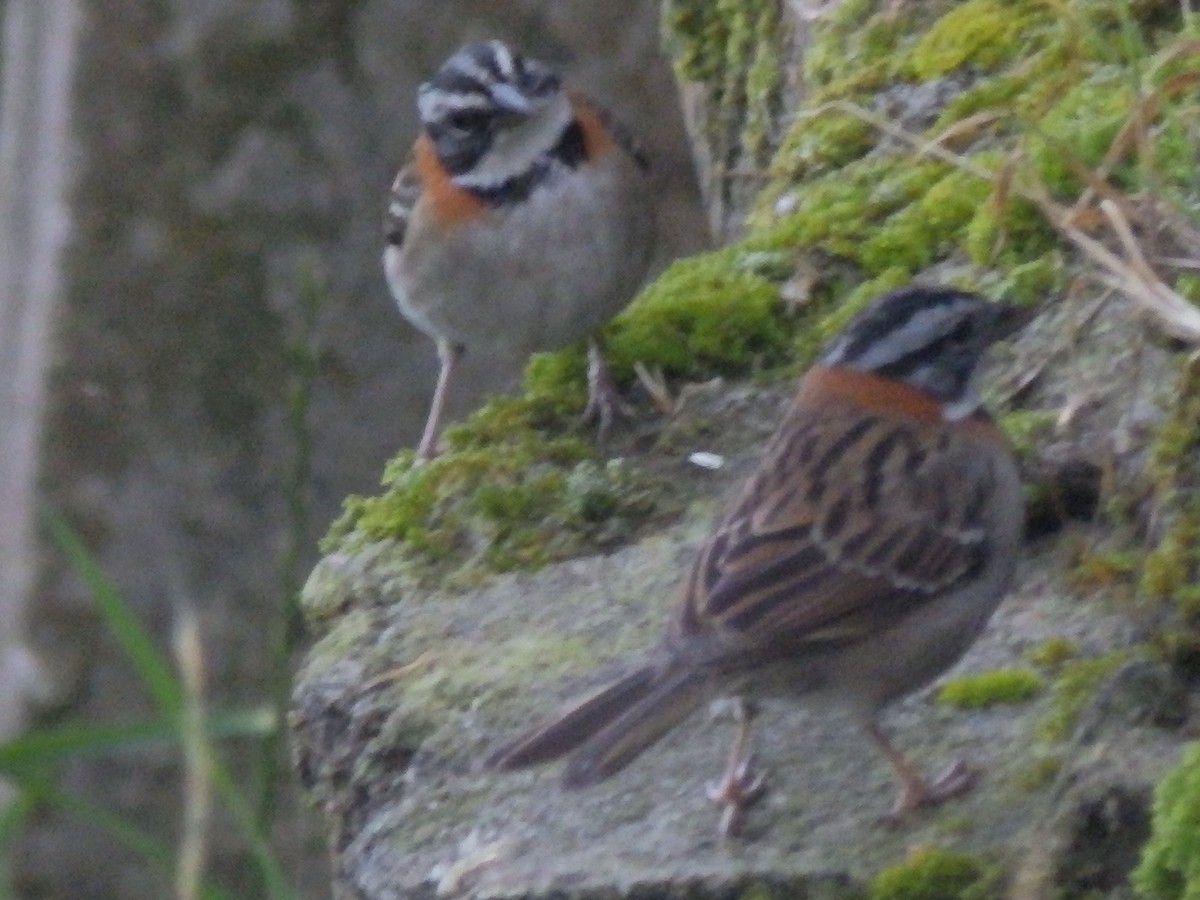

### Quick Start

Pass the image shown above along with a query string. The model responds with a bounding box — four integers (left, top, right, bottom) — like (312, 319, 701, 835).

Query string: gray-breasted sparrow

(384, 40, 655, 459)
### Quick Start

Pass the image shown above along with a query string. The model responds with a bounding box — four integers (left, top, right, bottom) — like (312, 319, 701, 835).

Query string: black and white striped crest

(421, 42, 556, 108)
(417, 41, 564, 178)
(820, 286, 1029, 414)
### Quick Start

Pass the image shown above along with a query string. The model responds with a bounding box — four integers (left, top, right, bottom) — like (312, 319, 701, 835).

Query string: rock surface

(292, 375, 1183, 897)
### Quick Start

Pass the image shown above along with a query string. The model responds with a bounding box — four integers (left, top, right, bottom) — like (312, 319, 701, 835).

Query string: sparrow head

(820, 285, 1029, 419)
(417, 40, 572, 190)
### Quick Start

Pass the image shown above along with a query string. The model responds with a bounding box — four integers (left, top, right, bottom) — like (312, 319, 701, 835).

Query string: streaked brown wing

(682, 404, 996, 650)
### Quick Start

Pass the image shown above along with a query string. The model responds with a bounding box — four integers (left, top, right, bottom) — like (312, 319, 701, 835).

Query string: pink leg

(705, 699, 767, 837)
(416, 340, 462, 461)
(582, 340, 631, 439)
(865, 720, 976, 821)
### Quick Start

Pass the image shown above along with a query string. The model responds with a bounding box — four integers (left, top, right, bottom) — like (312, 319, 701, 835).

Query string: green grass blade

(0, 708, 276, 778)
(40, 509, 182, 716)
(210, 763, 296, 900)
(35, 783, 236, 900)
(0, 710, 293, 898)
(0, 788, 37, 898)
(38, 510, 296, 897)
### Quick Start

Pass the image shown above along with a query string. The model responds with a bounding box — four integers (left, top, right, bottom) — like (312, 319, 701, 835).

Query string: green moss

(1025, 637, 1078, 671)
(803, 0, 907, 96)
(962, 190, 1058, 271)
(1139, 355, 1200, 620)
(1141, 518, 1200, 600)
(1141, 507, 1200, 617)
(731, 0, 1196, 343)
(1013, 754, 1063, 791)
(741, 2, 785, 158)
(323, 409, 665, 587)
(861, 168, 992, 273)
(1132, 742, 1200, 899)
(909, 0, 1037, 80)
(753, 158, 946, 256)
(755, 139, 1060, 322)
(985, 255, 1063, 304)
(1135, 355, 1184, 464)
(737, 885, 779, 900)
(1148, 356, 1200, 489)
(997, 409, 1056, 460)
(666, 0, 762, 84)
(869, 846, 998, 900)
(689, 0, 1194, 362)
(392, 642, 492, 711)
(1038, 653, 1127, 741)
(930, 813, 977, 840)
(932, 44, 1070, 131)
(602, 248, 793, 381)
(1027, 68, 1136, 197)
(521, 349, 589, 411)
(936, 668, 1043, 709)
(663, 0, 785, 160)
(1176, 274, 1200, 305)
(773, 107, 877, 180)
(1160, 630, 1200, 687)
(1070, 547, 1141, 592)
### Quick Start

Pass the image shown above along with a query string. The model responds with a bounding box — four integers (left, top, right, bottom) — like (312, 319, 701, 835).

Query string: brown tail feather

(561, 667, 706, 787)
(486, 665, 707, 786)
(486, 666, 660, 770)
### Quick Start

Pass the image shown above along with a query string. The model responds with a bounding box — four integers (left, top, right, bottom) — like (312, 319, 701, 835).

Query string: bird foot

(883, 759, 977, 825)
(582, 344, 633, 439)
(706, 752, 767, 838)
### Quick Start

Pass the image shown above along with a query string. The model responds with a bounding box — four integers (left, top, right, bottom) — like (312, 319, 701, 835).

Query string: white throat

(941, 391, 981, 421)
(941, 368, 984, 421)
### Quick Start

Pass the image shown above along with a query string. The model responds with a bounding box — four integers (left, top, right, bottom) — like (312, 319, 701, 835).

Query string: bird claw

(582, 344, 633, 439)
(882, 759, 978, 826)
(924, 759, 978, 803)
(706, 753, 767, 838)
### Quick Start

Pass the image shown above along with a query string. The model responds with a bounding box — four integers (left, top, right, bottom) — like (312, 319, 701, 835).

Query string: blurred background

(0, 1, 707, 896)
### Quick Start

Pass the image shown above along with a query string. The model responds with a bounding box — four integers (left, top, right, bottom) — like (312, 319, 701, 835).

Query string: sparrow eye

(521, 69, 559, 97)
(444, 109, 491, 134)
(948, 318, 976, 346)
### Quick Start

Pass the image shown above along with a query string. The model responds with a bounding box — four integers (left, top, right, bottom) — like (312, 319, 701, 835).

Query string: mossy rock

(937, 668, 1043, 709)
(868, 846, 999, 900)
(1134, 742, 1200, 899)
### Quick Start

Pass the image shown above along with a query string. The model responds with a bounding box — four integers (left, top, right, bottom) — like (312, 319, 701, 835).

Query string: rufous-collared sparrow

(487, 285, 1029, 835)
(383, 40, 655, 459)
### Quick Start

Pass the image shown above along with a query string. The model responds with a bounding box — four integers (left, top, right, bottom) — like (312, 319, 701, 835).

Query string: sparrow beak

(989, 302, 1037, 342)
(488, 82, 534, 116)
